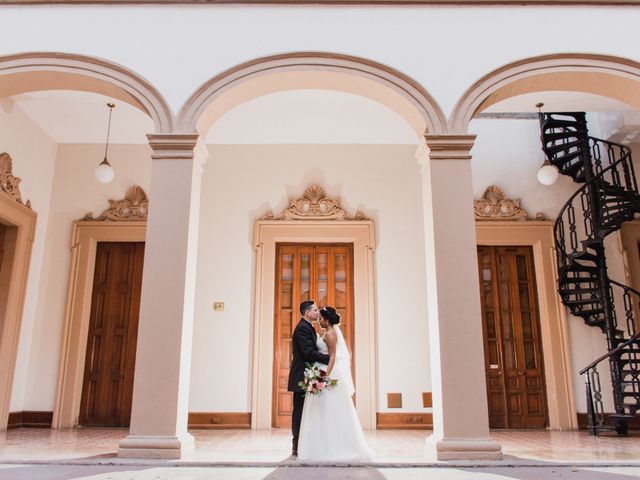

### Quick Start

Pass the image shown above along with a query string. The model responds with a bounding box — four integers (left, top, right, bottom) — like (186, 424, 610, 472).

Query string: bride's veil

(334, 325, 355, 396)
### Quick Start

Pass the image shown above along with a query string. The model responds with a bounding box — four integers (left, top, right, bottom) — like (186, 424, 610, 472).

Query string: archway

(0, 52, 174, 133)
(178, 52, 447, 137)
(0, 52, 171, 430)
(449, 52, 640, 431)
(178, 52, 445, 431)
(450, 53, 640, 133)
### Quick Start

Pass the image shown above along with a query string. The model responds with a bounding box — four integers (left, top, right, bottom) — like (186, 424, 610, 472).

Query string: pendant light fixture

(94, 102, 116, 184)
(536, 102, 559, 186)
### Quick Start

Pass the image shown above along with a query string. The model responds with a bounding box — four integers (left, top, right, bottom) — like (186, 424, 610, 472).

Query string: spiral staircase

(538, 112, 640, 435)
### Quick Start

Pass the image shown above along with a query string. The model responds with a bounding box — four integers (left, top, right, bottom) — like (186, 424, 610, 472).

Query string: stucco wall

(0, 104, 57, 412)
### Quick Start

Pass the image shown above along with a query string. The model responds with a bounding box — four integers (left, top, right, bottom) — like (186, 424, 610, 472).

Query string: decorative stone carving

(474, 186, 546, 221)
(0, 152, 31, 209)
(262, 184, 368, 221)
(83, 186, 149, 221)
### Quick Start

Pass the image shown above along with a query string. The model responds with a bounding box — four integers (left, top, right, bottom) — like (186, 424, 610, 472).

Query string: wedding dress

(297, 326, 374, 462)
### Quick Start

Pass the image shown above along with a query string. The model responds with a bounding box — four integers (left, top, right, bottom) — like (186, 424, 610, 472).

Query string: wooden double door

(0, 223, 6, 273)
(273, 243, 355, 428)
(477, 246, 548, 429)
(79, 242, 145, 427)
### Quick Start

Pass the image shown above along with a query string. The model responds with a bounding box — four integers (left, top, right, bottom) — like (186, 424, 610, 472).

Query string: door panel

(477, 246, 548, 429)
(79, 242, 144, 427)
(0, 223, 6, 273)
(273, 243, 354, 428)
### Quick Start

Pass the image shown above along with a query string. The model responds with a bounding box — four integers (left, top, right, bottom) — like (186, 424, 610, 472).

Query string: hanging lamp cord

(102, 103, 115, 164)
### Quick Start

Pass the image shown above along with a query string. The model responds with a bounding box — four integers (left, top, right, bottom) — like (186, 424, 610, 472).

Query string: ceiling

(4, 90, 154, 144)
(6, 89, 420, 145)
(483, 91, 636, 113)
(4, 89, 640, 145)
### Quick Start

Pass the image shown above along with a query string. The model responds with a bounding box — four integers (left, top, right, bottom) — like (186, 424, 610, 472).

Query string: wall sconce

(94, 102, 115, 184)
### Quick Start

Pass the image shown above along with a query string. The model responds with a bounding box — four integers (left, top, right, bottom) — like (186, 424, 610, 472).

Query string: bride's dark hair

(320, 306, 341, 325)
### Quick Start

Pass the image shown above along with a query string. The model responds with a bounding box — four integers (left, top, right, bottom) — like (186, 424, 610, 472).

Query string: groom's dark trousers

(288, 318, 330, 453)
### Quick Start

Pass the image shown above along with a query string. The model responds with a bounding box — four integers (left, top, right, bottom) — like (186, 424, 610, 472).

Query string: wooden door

(0, 223, 6, 273)
(477, 246, 548, 429)
(79, 242, 145, 427)
(273, 243, 354, 428)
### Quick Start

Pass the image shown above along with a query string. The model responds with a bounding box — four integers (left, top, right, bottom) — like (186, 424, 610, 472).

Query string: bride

(297, 306, 374, 462)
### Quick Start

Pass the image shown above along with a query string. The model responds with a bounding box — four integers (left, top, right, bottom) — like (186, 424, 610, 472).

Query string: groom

(288, 300, 331, 456)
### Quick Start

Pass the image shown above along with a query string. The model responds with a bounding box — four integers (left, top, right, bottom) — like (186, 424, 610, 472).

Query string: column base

(426, 434, 502, 461)
(118, 433, 195, 459)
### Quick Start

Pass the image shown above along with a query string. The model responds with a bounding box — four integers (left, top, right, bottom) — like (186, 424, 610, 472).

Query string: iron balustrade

(539, 112, 640, 435)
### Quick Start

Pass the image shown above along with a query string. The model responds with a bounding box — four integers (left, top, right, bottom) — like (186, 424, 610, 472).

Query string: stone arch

(177, 52, 447, 137)
(450, 53, 640, 133)
(0, 52, 173, 133)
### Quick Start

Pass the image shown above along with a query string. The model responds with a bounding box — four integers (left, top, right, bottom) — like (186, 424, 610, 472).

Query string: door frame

(620, 220, 640, 305)
(478, 244, 549, 429)
(476, 220, 577, 430)
(271, 242, 356, 428)
(0, 192, 37, 430)
(252, 220, 377, 430)
(53, 220, 146, 429)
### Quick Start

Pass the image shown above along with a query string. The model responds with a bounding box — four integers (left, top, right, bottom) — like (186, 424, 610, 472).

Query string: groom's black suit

(288, 318, 331, 454)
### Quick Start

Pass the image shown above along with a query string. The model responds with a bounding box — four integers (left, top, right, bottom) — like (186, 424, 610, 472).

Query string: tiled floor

(1, 428, 640, 466)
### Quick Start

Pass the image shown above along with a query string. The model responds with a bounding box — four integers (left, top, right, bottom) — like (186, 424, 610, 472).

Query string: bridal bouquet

(298, 363, 338, 395)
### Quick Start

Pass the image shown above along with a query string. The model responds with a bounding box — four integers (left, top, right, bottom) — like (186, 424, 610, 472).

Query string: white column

(118, 134, 207, 459)
(421, 135, 502, 460)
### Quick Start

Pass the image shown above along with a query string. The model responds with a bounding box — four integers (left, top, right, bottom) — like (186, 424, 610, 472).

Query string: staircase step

(619, 360, 640, 368)
(585, 319, 607, 330)
(543, 117, 583, 129)
(561, 271, 599, 281)
(564, 300, 602, 308)
(601, 211, 638, 222)
(618, 348, 640, 354)
(545, 139, 583, 155)
(620, 370, 640, 376)
(599, 189, 638, 200)
(560, 287, 600, 295)
(601, 218, 637, 233)
(620, 394, 640, 402)
(563, 265, 599, 274)
(561, 282, 599, 290)
(543, 130, 581, 142)
(552, 150, 582, 166)
(568, 248, 599, 260)
(619, 356, 640, 362)
(621, 394, 640, 400)
(600, 197, 637, 206)
(562, 288, 601, 297)
(619, 381, 640, 387)
(600, 204, 638, 215)
(560, 163, 586, 181)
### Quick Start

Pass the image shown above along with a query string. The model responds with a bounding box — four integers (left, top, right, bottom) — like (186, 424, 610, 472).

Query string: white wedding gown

(297, 326, 374, 462)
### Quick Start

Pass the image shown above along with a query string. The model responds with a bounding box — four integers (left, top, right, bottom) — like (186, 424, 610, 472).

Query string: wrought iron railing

(539, 111, 640, 435)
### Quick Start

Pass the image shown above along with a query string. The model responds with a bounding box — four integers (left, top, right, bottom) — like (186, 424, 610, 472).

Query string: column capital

(146, 133, 200, 160)
(424, 134, 477, 161)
